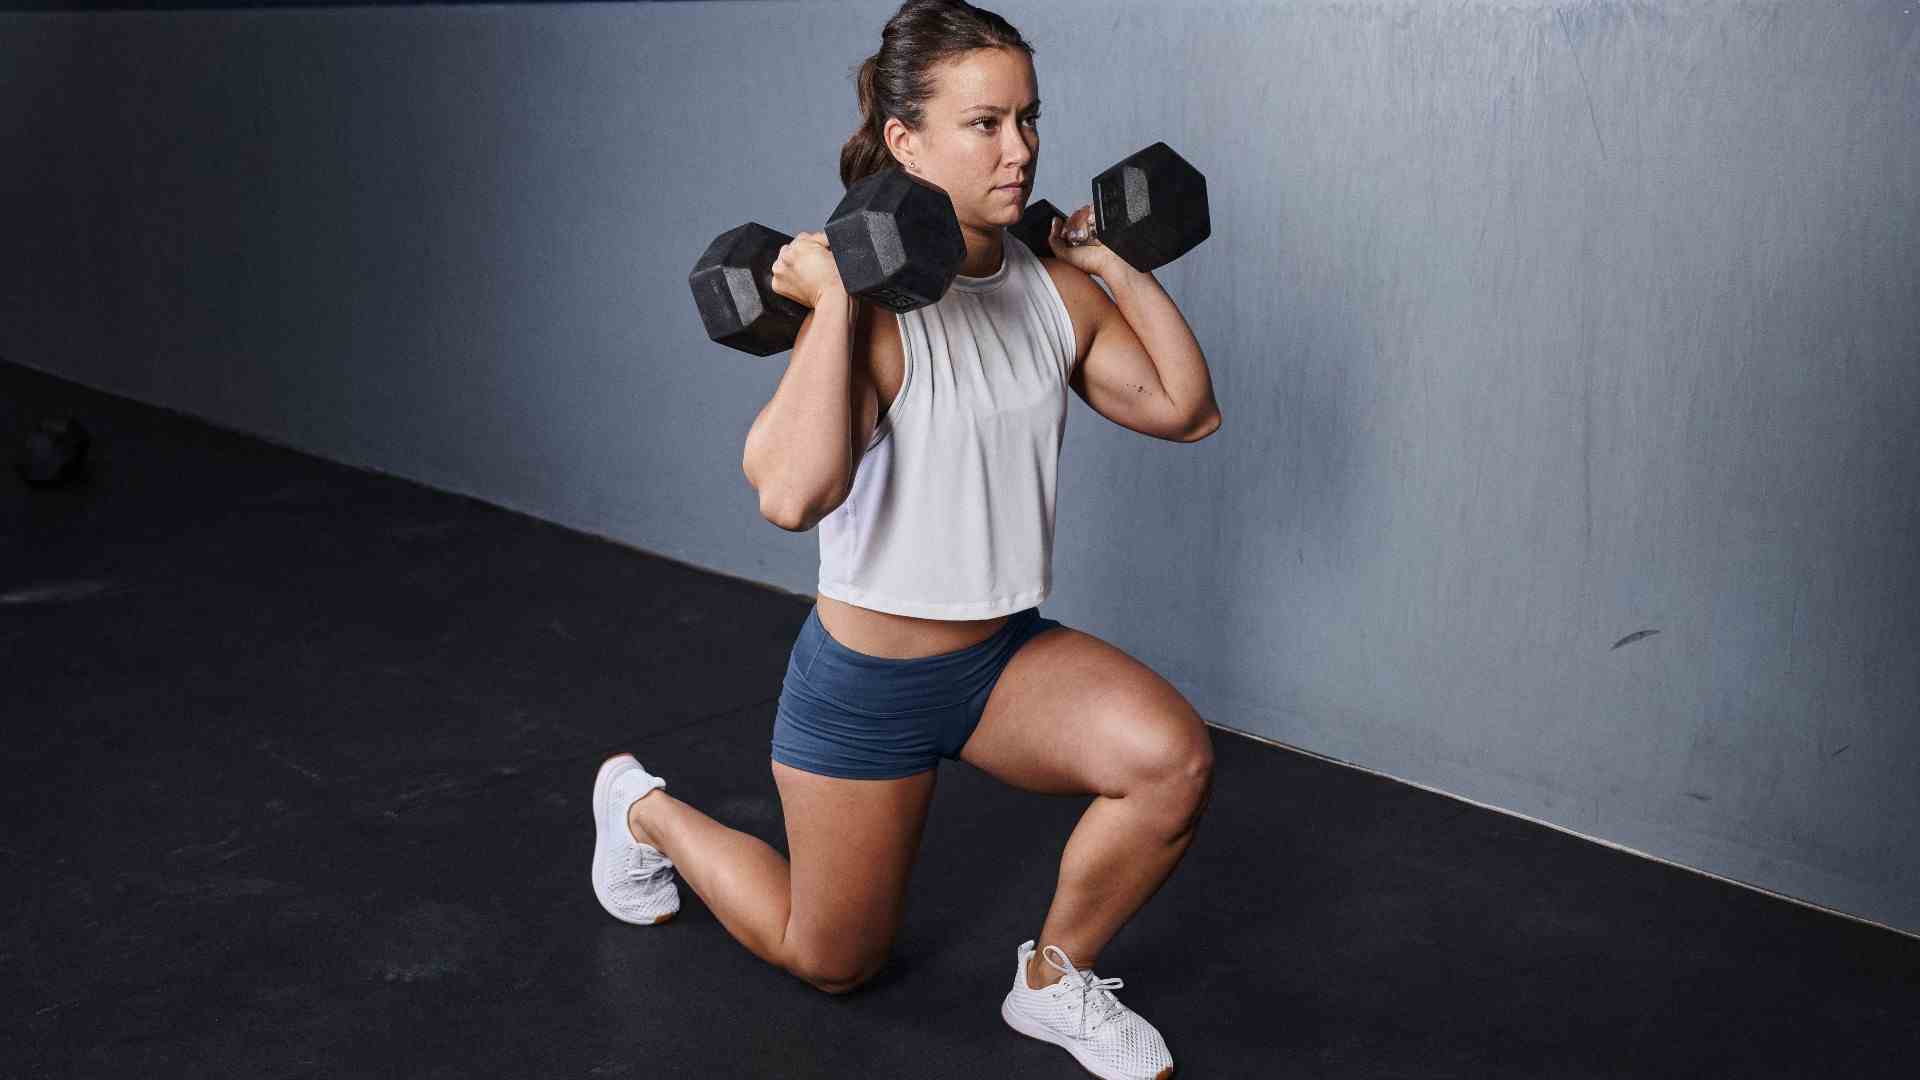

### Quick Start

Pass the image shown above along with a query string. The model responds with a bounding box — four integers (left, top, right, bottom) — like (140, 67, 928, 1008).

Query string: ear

(882, 116, 916, 169)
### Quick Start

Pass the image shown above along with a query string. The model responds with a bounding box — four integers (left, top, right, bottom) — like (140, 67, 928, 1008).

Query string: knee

(787, 951, 887, 996)
(810, 971, 877, 995)
(1132, 728, 1214, 826)
(1174, 745, 1215, 817)
(1139, 725, 1213, 790)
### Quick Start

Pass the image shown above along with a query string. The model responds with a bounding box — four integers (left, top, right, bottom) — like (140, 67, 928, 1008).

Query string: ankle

(627, 790, 668, 849)
(1026, 953, 1062, 990)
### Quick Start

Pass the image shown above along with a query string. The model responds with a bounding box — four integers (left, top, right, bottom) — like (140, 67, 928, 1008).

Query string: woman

(592, 3, 1221, 1077)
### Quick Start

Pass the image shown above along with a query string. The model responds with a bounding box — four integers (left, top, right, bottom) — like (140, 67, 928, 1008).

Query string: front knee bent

(1134, 740, 1213, 834)
(1135, 733, 1213, 795)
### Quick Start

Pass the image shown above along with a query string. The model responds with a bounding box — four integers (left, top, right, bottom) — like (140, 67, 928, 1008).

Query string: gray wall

(3, 1, 1916, 933)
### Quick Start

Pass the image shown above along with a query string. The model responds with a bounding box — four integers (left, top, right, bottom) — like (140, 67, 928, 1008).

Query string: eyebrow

(962, 100, 1042, 115)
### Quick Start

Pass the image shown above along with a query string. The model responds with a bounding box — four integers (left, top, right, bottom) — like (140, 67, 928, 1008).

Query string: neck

(957, 224, 1005, 278)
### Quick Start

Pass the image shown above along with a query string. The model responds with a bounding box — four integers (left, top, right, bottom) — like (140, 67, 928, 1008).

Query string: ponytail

(838, 56, 894, 190)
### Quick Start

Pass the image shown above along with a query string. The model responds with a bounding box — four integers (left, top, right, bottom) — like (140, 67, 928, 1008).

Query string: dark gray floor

(4, 359, 1916, 1078)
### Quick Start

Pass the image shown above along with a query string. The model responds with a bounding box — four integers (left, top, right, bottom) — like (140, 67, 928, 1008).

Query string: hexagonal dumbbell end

(824, 168, 966, 314)
(688, 222, 811, 356)
(1091, 142, 1211, 273)
(1008, 198, 1065, 262)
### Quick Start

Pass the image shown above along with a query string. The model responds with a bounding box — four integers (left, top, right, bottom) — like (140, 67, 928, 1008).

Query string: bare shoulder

(1032, 253, 1104, 368)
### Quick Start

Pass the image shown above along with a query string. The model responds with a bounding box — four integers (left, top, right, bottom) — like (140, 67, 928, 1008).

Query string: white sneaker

(1000, 939, 1175, 1080)
(590, 753, 679, 925)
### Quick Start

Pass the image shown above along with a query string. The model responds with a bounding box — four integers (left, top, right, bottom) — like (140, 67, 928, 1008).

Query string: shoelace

(1039, 946, 1126, 1038)
(626, 845, 674, 886)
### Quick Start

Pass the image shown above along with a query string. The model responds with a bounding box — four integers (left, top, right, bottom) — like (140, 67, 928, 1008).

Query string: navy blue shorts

(771, 604, 1068, 780)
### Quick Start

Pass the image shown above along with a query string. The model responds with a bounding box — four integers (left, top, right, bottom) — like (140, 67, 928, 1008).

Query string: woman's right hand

(770, 231, 845, 310)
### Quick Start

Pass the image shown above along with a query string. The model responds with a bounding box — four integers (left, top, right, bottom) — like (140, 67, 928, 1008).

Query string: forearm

(1098, 262, 1220, 424)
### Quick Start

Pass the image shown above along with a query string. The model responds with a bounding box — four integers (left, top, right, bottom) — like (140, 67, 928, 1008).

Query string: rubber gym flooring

(4, 358, 1916, 1077)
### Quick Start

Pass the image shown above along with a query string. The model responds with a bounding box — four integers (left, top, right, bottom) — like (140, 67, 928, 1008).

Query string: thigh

(958, 624, 1213, 798)
(772, 758, 936, 983)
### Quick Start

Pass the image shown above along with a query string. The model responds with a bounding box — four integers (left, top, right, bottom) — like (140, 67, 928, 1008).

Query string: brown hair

(839, 0, 1035, 190)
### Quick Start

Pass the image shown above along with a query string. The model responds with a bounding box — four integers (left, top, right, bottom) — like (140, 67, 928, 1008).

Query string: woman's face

(886, 48, 1040, 231)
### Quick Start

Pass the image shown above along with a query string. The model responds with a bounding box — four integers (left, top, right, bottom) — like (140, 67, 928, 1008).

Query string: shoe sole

(1000, 992, 1173, 1080)
(592, 752, 676, 926)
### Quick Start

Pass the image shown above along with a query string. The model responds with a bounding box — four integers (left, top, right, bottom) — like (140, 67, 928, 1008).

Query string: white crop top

(816, 236, 1077, 620)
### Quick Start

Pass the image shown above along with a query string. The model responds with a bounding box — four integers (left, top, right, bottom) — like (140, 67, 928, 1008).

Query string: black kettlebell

(16, 415, 92, 488)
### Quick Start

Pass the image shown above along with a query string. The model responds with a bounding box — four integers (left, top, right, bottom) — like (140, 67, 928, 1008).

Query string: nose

(1001, 125, 1033, 171)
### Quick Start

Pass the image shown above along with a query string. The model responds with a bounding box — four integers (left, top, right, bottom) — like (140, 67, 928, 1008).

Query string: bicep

(1049, 262, 1190, 441)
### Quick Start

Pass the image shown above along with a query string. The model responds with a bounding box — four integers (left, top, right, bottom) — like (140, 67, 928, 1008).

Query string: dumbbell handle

(1008, 198, 1081, 258)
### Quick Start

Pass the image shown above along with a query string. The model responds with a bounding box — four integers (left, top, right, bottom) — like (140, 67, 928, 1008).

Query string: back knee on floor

(786, 950, 888, 995)
(797, 963, 883, 995)
(809, 973, 871, 995)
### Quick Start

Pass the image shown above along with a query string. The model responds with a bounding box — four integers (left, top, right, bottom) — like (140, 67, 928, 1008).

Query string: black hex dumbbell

(689, 168, 968, 357)
(1009, 142, 1211, 273)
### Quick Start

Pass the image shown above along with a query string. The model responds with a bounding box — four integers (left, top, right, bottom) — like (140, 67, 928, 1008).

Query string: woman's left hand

(1045, 203, 1125, 279)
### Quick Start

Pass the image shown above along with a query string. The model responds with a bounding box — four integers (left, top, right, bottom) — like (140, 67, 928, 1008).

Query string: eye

(975, 114, 1040, 131)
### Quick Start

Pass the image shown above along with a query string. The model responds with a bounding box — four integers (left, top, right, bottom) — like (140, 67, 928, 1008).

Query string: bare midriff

(814, 591, 1010, 660)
